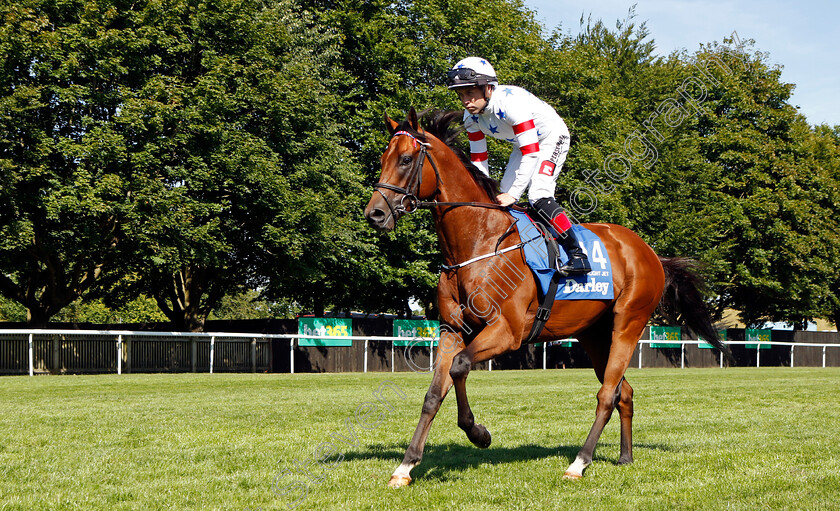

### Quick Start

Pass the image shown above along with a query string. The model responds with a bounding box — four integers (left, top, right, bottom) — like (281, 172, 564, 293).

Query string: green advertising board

(650, 326, 681, 348)
(699, 330, 727, 349)
(393, 319, 439, 347)
(298, 318, 353, 347)
(745, 328, 771, 349)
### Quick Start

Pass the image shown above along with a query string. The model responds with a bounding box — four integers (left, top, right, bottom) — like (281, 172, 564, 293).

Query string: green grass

(1, 368, 839, 510)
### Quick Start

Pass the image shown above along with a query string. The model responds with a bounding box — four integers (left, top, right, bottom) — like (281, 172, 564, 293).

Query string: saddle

(513, 206, 563, 345)
(509, 206, 614, 343)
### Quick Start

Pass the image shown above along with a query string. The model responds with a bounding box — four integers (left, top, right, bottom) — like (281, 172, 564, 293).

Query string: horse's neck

(430, 160, 509, 265)
(433, 208, 511, 266)
(429, 146, 495, 206)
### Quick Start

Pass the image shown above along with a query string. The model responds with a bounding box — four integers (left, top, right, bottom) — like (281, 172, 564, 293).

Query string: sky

(521, 0, 840, 126)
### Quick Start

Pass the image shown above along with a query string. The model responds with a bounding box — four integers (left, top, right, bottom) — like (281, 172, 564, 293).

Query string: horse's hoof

(473, 425, 492, 448)
(562, 471, 582, 481)
(388, 475, 412, 488)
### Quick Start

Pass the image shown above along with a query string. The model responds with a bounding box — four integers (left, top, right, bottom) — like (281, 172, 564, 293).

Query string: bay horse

(364, 108, 728, 487)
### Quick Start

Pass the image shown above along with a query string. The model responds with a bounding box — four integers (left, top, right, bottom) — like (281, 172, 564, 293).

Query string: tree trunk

(425, 295, 439, 320)
(27, 306, 50, 328)
(184, 311, 206, 333)
(153, 267, 210, 332)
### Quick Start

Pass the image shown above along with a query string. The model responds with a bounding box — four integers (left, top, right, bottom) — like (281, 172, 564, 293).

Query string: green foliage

(0, 0, 368, 329)
(0, 296, 26, 322)
(0, 0, 137, 325)
(112, 0, 366, 330)
(208, 289, 300, 320)
(643, 40, 838, 328)
(51, 295, 167, 324)
(0, 1, 838, 329)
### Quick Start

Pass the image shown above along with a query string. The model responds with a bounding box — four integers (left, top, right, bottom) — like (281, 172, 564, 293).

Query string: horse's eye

(400, 155, 413, 167)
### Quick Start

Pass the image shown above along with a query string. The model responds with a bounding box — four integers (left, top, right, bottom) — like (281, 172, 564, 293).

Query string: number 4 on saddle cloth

(509, 209, 614, 300)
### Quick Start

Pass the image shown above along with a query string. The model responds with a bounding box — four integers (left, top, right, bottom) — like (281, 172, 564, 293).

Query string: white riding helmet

(447, 57, 499, 89)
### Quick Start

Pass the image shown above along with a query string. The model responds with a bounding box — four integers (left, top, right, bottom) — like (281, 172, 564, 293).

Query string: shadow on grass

(341, 441, 675, 483)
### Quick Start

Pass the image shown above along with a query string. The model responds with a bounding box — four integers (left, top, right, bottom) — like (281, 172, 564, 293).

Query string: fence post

(823, 345, 827, 368)
(638, 342, 643, 369)
(251, 338, 257, 373)
(125, 337, 131, 373)
(391, 341, 394, 373)
(719, 350, 723, 369)
(756, 344, 760, 368)
(210, 336, 215, 374)
(52, 335, 60, 374)
(191, 339, 197, 373)
(790, 345, 794, 368)
(28, 333, 34, 377)
(290, 338, 295, 374)
(364, 339, 369, 373)
(117, 335, 123, 375)
(681, 343, 685, 369)
(543, 343, 547, 370)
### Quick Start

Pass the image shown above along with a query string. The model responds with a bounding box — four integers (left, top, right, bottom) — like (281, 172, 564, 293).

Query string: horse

(364, 108, 728, 488)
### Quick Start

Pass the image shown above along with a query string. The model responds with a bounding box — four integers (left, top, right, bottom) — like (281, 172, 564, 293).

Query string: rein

(440, 233, 542, 271)
(373, 131, 504, 218)
(416, 200, 508, 210)
(374, 129, 530, 271)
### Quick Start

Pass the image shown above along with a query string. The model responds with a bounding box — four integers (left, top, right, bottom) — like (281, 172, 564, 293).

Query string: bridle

(372, 131, 441, 220)
(372, 130, 507, 222)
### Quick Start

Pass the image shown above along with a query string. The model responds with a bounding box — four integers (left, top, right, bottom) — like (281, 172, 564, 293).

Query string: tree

(3, 1, 835, 329)
(0, 0, 373, 330)
(680, 40, 838, 327)
(112, 0, 365, 330)
(801, 124, 840, 329)
(574, 32, 840, 328)
(0, 0, 140, 325)
(298, 0, 554, 317)
(537, 17, 840, 328)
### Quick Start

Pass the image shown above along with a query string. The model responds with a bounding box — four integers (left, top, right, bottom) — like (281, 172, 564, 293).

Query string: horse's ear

(384, 113, 399, 134)
(408, 107, 420, 131)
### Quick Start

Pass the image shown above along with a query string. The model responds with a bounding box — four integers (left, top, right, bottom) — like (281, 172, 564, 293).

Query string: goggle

(447, 67, 478, 83)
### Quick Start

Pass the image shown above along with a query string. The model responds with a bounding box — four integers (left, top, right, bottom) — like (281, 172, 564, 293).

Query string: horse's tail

(657, 256, 733, 362)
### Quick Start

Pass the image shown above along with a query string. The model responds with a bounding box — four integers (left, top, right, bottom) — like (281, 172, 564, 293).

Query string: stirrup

(558, 256, 591, 276)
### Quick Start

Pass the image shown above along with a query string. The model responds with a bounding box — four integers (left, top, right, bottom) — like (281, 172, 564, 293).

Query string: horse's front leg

(388, 346, 456, 488)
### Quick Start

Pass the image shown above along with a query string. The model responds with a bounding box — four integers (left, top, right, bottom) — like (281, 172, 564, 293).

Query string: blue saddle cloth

(510, 209, 614, 300)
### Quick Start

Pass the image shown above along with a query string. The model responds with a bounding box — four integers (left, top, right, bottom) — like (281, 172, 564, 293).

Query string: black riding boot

(556, 226, 591, 275)
(533, 197, 591, 276)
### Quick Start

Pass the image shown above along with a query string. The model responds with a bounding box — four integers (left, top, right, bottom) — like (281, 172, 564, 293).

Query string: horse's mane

(393, 110, 500, 202)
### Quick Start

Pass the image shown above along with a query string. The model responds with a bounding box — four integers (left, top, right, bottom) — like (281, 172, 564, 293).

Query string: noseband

(372, 131, 442, 221)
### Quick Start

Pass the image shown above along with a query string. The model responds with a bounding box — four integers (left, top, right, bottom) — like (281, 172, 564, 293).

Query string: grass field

(2, 368, 839, 510)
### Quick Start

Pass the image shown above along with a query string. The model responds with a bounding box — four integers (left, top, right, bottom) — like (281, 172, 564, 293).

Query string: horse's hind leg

(617, 378, 634, 465)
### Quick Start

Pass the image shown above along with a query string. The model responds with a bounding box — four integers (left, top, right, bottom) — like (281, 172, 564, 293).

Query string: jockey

(447, 56, 591, 275)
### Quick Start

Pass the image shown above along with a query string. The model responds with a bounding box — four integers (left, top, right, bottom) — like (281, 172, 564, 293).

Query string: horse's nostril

(367, 208, 386, 225)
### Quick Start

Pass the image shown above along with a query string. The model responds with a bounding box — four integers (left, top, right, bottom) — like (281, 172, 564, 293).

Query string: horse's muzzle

(364, 196, 397, 231)
(365, 207, 392, 231)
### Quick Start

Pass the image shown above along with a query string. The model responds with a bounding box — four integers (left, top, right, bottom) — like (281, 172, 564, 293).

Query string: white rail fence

(1, 329, 838, 376)
(632, 339, 838, 370)
(0, 329, 273, 376)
